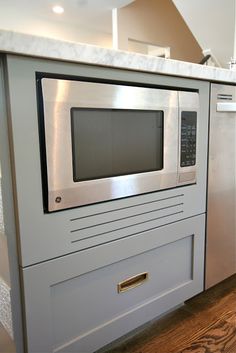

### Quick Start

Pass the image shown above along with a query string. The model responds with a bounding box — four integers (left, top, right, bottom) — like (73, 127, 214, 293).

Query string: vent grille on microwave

(69, 193, 184, 250)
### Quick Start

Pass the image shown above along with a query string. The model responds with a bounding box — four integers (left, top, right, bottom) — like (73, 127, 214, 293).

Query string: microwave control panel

(180, 111, 197, 167)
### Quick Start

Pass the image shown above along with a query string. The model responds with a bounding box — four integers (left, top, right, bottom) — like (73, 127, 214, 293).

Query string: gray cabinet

(5, 55, 209, 267)
(22, 214, 205, 353)
(0, 55, 209, 353)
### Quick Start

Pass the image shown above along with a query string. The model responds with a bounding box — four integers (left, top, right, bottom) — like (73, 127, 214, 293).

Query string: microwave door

(40, 79, 179, 211)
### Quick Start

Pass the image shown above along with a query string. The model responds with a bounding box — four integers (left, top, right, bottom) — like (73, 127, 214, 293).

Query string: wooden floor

(99, 275, 236, 353)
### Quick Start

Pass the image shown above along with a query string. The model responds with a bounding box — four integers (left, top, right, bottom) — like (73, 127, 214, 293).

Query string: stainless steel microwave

(37, 77, 199, 212)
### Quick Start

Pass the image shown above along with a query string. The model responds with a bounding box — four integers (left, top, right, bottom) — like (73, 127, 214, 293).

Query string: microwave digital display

(71, 109, 164, 182)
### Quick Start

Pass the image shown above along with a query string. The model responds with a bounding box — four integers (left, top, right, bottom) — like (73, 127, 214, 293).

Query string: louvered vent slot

(69, 193, 185, 250)
(217, 94, 233, 101)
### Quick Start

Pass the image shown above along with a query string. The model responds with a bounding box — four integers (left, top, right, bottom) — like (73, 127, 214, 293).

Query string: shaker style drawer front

(22, 215, 205, 353)
(50, 236, 192, 351)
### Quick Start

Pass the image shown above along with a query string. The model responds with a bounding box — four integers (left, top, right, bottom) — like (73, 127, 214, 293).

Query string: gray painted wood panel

(0, 56, 24, 353)
(22, 214, 205, 353)
(2, 54, 209, 353)
(5, 55, 210, 267)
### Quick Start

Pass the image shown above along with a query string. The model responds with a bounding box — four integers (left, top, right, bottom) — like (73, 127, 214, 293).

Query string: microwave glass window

(71, 109, 163, 181)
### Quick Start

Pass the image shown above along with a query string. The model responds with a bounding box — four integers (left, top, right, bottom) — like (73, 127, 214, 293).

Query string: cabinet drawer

(22, 214, 205, 353)
(52, 235, 192, 349)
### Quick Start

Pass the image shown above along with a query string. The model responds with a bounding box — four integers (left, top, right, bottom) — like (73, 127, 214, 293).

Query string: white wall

(116, 0, 203, 63)
(173, 0, 235, 67)
(0, 3, 112, 47)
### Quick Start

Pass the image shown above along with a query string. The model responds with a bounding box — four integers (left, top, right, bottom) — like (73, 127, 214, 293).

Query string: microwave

(37, 77, 198, 212)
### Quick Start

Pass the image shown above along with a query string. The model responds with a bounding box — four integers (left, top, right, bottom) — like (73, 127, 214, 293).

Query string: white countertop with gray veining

(0, 29, 236, 83)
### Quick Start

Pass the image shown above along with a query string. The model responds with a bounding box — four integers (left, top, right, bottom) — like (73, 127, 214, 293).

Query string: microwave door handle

(217, 102, 236, 112)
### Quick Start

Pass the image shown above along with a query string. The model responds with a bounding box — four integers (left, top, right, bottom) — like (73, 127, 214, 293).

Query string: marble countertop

(0, 29, 236, 83)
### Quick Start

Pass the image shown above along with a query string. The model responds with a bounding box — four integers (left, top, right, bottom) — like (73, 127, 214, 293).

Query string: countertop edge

(0, 29, 236, 83)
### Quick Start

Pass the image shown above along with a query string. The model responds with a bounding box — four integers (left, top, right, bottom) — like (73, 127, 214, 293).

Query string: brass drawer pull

(117, 272, 149, 293)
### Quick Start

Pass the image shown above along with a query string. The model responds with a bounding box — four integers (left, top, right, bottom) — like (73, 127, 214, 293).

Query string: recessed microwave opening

(38, 77, 198, 211)
(71, 109, 164, 182)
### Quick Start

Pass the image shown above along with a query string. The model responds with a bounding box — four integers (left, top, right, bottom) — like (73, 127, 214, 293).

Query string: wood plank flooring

(98, 275, 236, 353)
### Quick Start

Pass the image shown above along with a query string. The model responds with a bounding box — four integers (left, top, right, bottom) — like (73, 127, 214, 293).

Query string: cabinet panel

(52, 236, 192, 349)
(22, 215, 205, 353)
(5, 55, 209, 266)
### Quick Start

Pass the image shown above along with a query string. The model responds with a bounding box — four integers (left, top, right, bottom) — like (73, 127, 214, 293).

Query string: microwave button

(180, 111, 197, 168)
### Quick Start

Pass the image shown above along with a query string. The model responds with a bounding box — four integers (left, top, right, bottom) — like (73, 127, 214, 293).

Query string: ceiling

(0, 0, 135, 32)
